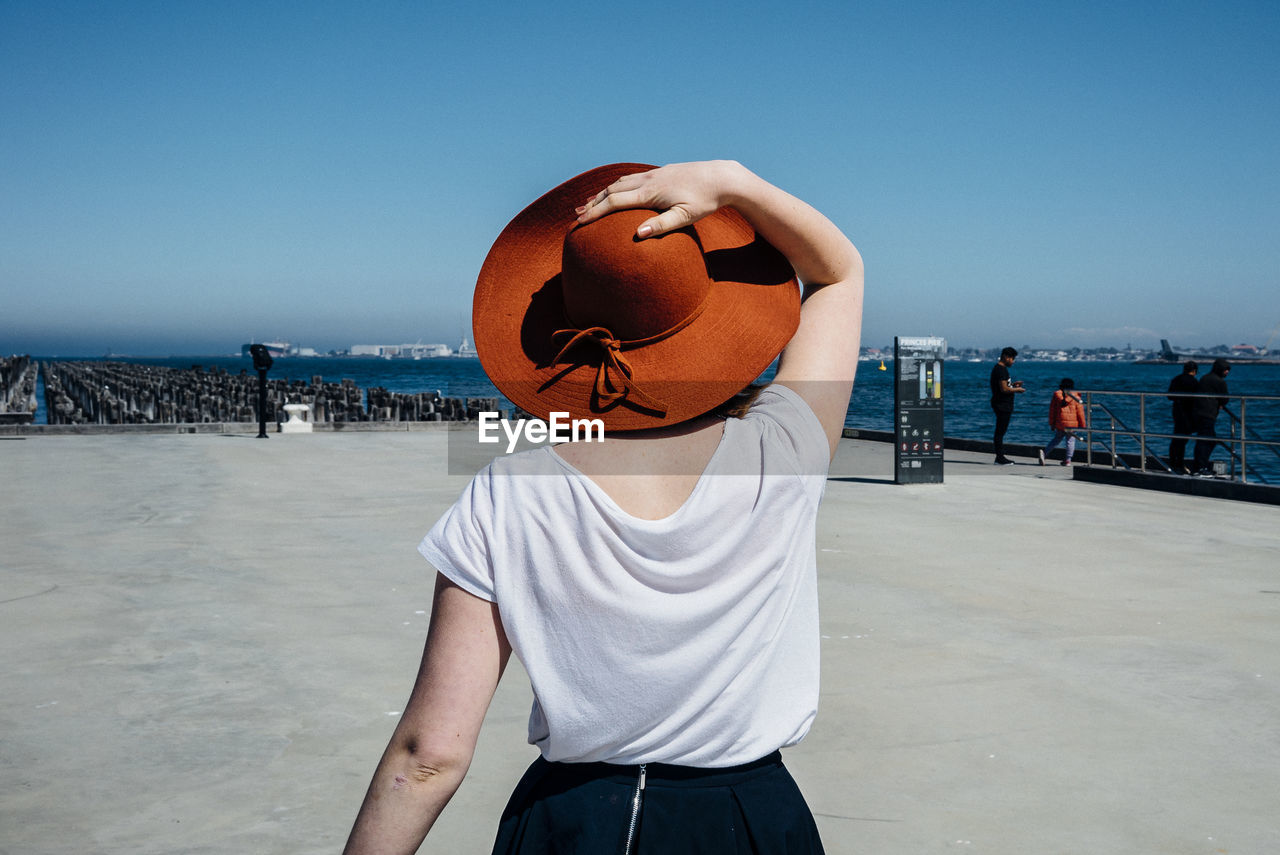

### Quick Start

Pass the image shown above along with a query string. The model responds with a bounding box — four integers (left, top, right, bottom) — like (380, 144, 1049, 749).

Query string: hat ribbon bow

(550, 326, 668, 414)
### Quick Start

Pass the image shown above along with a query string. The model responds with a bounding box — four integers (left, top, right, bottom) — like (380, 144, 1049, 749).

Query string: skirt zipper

(622, 763, 647, 855)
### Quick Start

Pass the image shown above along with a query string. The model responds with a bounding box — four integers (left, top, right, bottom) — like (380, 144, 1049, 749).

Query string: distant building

(350, 343, 454, 358)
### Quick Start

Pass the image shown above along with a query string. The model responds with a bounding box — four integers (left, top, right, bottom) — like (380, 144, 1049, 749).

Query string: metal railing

(1074, 390, 1280, 485)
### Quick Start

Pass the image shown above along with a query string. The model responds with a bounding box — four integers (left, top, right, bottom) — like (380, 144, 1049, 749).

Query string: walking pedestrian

(343, 159, 863, 854)
(1192, 358, 1231, 475)
(1038, 378, 1087, 466)
(1166, 360, 1198, 474)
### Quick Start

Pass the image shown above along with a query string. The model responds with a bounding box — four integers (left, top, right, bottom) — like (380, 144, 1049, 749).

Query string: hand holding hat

(575, 160, 749, 240)
(473, 161, 802, 432)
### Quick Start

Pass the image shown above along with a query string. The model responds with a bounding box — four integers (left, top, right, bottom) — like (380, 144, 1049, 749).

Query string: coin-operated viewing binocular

(248, 345, 274, 438)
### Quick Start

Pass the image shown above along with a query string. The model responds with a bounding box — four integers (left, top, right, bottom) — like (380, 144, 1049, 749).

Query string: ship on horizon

(1134, 339, 1280, 365)
(241, 340, 292, 359)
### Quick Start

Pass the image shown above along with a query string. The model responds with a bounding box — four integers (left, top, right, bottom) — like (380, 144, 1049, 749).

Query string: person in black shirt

(1166, 360, 1198, 474)
(989, 347, 1024, 465)
(1191, 358, 1231, 475)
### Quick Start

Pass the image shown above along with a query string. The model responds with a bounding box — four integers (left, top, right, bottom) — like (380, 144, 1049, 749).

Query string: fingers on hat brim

(473, 163, 799, 431)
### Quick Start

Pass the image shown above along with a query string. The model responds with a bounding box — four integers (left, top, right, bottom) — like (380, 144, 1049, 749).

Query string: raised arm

(344, 574, 511, 854)
(576, 160, 863, 456)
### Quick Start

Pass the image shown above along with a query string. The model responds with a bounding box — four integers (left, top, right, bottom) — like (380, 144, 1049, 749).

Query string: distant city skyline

(3, 2, 1278, 358)
(16, 333, 1275, 360)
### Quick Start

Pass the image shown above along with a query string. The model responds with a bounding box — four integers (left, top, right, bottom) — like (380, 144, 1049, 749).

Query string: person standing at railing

(1192, 358, 1231, 476)
(1166, 360, 1199, 475)
(1038, 378, 1087, 467)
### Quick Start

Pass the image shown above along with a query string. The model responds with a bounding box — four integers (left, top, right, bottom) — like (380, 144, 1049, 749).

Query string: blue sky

(2, 0, 1278, 356)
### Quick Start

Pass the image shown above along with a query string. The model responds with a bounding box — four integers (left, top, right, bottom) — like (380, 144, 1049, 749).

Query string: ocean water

(31, 356, 1280, 480)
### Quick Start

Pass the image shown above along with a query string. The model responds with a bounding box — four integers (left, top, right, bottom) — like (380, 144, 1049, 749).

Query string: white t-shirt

(419, 384, 830, 767)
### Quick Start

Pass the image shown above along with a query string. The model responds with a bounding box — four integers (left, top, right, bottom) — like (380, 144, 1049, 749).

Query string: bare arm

(576, 160, 863, 457)
(344, 574, 511, 855)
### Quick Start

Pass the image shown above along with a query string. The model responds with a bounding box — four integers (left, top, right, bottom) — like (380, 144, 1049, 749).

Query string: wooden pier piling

(1, 355, 39, 424)
(34, 361, 502, 428)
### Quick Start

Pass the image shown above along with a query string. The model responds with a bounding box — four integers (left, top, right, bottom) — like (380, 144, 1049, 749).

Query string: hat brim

(473, 163, 800, 431)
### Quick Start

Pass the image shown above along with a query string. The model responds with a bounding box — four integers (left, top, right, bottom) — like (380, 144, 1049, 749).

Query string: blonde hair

(711, 383, 767, 420)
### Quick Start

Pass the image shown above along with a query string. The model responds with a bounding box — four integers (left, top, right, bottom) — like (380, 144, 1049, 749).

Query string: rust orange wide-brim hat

(473, 163, 801, 431)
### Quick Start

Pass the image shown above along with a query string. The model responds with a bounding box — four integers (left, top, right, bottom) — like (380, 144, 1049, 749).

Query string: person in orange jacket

(1039, 378, 1088, 466)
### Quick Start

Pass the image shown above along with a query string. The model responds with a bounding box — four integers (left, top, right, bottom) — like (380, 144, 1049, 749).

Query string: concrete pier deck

(2, 431, 1277, 854)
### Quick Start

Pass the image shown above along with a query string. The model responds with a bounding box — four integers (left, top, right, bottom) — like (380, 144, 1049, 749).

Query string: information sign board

(894, 336, 946, 484)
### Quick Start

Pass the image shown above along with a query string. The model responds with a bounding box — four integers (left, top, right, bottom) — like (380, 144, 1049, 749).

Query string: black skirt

(490, 751, 826, 855)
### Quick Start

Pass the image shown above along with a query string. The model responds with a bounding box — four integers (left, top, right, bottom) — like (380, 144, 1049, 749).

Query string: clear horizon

(17, 337, 1271, 361)
(4, 2, 1279, 357)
